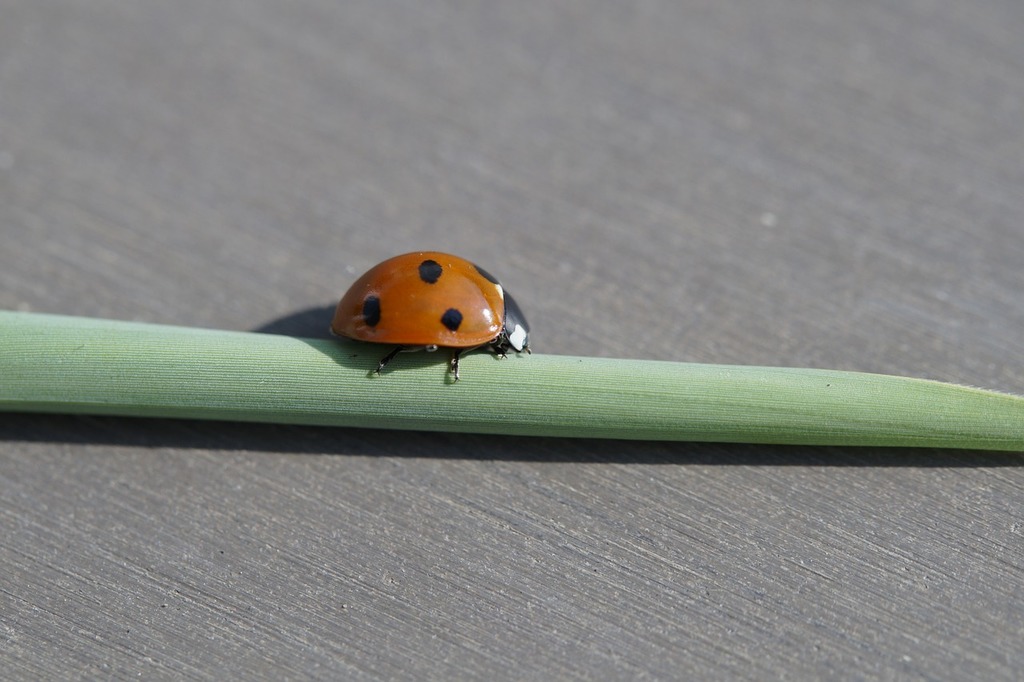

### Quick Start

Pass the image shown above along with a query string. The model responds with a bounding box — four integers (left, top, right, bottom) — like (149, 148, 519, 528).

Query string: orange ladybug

(331, 251, 530, 380)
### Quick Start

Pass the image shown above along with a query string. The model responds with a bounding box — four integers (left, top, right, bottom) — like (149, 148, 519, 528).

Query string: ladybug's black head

(496, 291, 530, 354)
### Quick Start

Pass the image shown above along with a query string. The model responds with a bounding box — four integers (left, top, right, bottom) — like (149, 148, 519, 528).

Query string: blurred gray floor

(2, 2, 1022, 679)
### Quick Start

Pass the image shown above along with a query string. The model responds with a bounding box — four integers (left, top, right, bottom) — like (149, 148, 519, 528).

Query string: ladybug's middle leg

(449, 349, 464, 382)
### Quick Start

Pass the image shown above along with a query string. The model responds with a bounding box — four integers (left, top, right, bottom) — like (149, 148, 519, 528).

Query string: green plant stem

(1, 311, 1022, 450)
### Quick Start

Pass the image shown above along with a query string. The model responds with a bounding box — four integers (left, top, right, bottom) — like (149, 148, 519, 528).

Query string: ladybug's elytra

(331, 251, 530, 380)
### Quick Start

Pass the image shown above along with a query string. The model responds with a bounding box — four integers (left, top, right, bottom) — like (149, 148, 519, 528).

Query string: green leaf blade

(1, 311, 1022, 451)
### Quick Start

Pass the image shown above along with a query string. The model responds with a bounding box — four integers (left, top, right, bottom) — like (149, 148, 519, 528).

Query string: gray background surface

(2, 1, 1023, 679)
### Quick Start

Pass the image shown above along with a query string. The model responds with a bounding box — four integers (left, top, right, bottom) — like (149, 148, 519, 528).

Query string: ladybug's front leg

(489, 340, 508, 360)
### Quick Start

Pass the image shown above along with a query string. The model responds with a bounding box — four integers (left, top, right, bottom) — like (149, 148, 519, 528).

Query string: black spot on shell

(440, 308, 463, 331)
(473, 263, 500, 285)
(419, 259, 443, 284)
(362, 296, 381, 327)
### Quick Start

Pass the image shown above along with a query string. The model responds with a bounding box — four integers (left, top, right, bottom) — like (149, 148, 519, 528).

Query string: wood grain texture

(1, 1, 1022, 679)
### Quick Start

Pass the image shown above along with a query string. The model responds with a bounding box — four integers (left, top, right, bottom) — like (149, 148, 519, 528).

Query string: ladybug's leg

(376, 346, 405, 374)
(449, 349, 464, 381)
(377, 346, 440, 375)
(488, 340, 508, 359)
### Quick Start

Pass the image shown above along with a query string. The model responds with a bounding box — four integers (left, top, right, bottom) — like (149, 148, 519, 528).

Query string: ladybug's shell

(332, 252, 506, 348)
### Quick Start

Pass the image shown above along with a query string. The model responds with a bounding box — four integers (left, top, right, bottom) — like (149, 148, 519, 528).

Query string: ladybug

(331, 251, 530, 380)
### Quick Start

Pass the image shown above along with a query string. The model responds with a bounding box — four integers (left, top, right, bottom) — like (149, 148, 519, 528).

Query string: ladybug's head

(496, 291, 530, 355)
